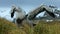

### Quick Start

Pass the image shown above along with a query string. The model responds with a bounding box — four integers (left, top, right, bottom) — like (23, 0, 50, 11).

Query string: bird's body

(10, 4, 58, 27)
(15, 11, 26, 19)
(10, 5, 26, 27)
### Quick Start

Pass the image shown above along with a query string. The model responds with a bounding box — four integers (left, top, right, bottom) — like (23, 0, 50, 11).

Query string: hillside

(0, 18, 60, 34)
(0, 18, 26, 34)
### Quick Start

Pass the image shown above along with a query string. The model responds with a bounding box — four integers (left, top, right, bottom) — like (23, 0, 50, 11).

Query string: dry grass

(34, 21, 60, 34)
(0, 18, 60, 34)
(0, 18, 26, 34)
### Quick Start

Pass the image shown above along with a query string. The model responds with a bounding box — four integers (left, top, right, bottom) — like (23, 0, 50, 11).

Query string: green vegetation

(0, 18, 26, 34)
(34, 21, 60, 34)
(0, 18, 60, 34)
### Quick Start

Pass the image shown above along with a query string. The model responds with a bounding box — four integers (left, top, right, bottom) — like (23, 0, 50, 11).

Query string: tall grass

(33, 21, 60, 34)
(0, 18, 60, 34)
(0, 18, 26, 34)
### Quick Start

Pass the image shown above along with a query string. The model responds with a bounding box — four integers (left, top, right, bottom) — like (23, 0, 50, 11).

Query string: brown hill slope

(0, 18, 26, 34)
(0, 18, 60, 34)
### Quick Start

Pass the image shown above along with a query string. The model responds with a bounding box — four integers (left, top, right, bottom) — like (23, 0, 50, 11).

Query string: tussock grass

(34, 21, 60, 34)
(0, 18, 60, 34)
(0, 18, 26, 34)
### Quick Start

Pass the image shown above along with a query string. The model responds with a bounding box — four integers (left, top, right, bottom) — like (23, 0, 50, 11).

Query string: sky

(0, 0, 60, 11)
(0, 0, 60, 21)
(0, 0, 60, 12)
